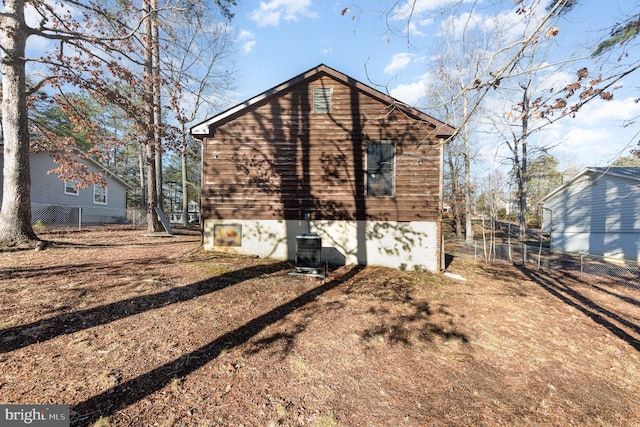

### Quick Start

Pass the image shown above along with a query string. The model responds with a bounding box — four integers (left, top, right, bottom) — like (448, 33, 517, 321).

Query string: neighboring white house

(0, 147, 132, 225)
(540, 167, 640, 262)
(169, 201, 200, 224)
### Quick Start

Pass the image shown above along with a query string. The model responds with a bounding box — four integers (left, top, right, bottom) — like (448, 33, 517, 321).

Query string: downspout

(193, 127, 208, 247)
(439, 137, 445, 271)
(200, 135, 204, 246)
(542, 204, 553, 253)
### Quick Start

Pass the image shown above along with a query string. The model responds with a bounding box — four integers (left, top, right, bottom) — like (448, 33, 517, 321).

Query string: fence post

(78, 207, 82, 231)
(580, 254, 584, 278)
(537, 232, 543, 270)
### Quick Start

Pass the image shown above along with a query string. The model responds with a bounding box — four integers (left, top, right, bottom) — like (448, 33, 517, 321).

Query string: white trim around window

(64, 181, 79, 196)
(93, 184, 107, 205)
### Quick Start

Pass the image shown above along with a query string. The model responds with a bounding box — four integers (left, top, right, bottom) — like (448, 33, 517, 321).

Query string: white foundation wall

(204, 219, 439, 272)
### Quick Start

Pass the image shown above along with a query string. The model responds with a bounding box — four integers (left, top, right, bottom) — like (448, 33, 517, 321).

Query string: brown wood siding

(202, 74, 443, 223)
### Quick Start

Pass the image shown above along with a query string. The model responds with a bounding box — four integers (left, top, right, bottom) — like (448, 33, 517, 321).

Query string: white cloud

(392, 0, 478, 36)
(396, 0, 553, 42)
(479, 0, 554, 44)
(384, 53, 415, 74)
(575, 96, 640, 122)
(238, 30, 256, 54)
(242, 40, 257, 54)
(250, 0, 317, 27)
(437, 7, 533, 43)
(393, 0, 465, 21)
(551, 96, 640, 165)
(553, 126, 616, 167)
(405, 21, 426, 37)
(390, 74, 430, 106)
(439, 12, 482, 37)
(251, 8, 280, 27)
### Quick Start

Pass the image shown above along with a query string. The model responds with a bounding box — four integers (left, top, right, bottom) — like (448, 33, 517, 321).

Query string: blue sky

(225, 0, 640, 173)
(18, 0, 639, 174)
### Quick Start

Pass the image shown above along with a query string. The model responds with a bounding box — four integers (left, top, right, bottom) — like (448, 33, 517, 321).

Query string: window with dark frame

(313, 87, 332, 113)
(366, 141, 395, 197)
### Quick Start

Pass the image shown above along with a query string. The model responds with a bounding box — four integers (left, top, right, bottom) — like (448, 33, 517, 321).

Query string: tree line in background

(410, 0, 640, 246)
(0, 0, 236, 245)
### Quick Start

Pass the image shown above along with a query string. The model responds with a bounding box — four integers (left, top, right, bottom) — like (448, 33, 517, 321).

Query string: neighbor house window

(64, 181, 79, 196)
(313, 87, 332, 113)
(93, 185, 107, 204)
(366, 141, 395, 197)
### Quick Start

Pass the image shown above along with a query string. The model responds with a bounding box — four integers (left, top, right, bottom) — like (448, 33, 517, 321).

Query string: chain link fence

(127, 207, 147, 227)
(124, 208, 201, 228)
(26, 204, 196, 232)
(30, 203, 128, 230)
(577, 253, 640, 289)
(470, 240, 639, 289)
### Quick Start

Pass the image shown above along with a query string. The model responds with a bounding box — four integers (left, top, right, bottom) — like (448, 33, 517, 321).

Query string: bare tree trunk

(519, 85, 530, 265)
(520, 106, 529, 241)
(463, 97, 474, 246)
(139, 143, 146, 207)
(0, 0, 39, 246)
(152, 0, 163, 212)
(143, 0, 161, 232)
(180, 123, 190, 227)
(445, 143, 463, 239)
(181, 145, 189, 227)
(146, 143, 160, 230)
(154, 143, 162, 210)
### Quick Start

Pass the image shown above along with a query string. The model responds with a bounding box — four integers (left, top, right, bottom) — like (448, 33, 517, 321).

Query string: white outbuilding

(540, 167, 640, 262)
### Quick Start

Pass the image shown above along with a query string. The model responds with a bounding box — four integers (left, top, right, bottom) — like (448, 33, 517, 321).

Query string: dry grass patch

(0, 227, 638, 426)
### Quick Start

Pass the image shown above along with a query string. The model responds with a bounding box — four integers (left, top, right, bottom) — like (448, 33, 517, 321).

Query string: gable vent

(313, 87, 332, 113)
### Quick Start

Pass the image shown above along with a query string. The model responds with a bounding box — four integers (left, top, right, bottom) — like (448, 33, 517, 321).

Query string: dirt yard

(1, 226, 639, 426)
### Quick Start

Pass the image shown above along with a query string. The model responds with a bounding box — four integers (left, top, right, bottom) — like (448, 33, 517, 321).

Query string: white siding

(1, 150, 129, 222)
(543, 170, 640, 261)
(29, 152, 81, 205)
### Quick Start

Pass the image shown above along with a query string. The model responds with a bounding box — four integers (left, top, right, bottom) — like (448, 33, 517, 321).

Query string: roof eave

(539, 166, 640, 204)
(68, 147, 134, 190)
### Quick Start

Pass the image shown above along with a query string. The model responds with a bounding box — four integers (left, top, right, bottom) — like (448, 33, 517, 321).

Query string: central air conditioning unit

(292, 233, 325, 278)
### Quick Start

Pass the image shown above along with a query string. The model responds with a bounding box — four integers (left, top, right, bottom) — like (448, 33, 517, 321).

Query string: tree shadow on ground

(44, 233, 199, 249)
(519, 267, 640, 351)
(578, 281, 640, 308)
(342, 271, 469, 347)
(244, 266, 470, 359)
(0, 253, 187, 282)
(0, 227, 200, 253)
(242, 265, 349, 359)
(70, 265, 366, 426)
(0, 261, 291, 353)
